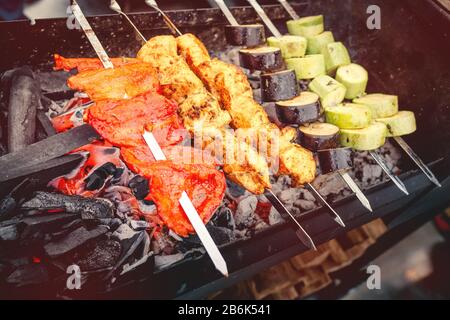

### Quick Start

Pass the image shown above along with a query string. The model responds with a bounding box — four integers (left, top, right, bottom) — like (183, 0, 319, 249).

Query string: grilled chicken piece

(177, 34, 317, 186)
(199, 128, 271, 194)
(67, 63, 160, 100)
(54, 54, 139, 72)
(87, 92, 186, 148)
(137, 35, 231, 132)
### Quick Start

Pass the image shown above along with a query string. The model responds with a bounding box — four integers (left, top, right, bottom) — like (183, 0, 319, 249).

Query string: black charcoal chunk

(6, 264, 49, 287)
(128, 175, 150, 200)
(44, 225, 108, 258)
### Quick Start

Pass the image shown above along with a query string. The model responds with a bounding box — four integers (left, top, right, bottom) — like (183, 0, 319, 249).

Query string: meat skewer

(121, 0, 318, 250)
(213, 0, 348, 223)
(71, 0, 229, 276)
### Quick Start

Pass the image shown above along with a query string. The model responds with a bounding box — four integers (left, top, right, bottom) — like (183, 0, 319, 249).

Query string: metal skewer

(245, 0, 346, 227)
(276, 0, 300, 20)
(109, 1, 147, 43)
(393, 136, 441, 187)
(112, 0, 317, 250)
(369, 150, 409, 195)
(274, 0, 373, 213)
(214, 0, 239, 26)
(71, 0, 229, 276)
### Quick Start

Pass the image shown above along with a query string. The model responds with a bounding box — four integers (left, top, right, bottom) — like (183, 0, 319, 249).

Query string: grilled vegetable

(335, 63, 368, 99)
(321, 42, 351, 74)
(298, 122, 340, 152)
(307, 31, 335, 55)
(239, 46, 284, 72)
(317, 147, 353, 174)
(267, 35, 307, 59)
(285, 54, 326, 80)
(376, 111, 417, 137)
(353, 94, 399, 118)
(276, 91, 322, 125)
(261, 69, 298, 102)
(308, 75, 346, 108)
(325, 103, 372, 129)
(339, 122, 388, 151)
(224, 24, 265, 47)
(287, 15, 324, 38)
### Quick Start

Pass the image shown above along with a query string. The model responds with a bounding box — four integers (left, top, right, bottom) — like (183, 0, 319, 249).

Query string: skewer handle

(214, 0, 240, 26)
(277, 0, 300, 20)
(247, 0, 283, 37)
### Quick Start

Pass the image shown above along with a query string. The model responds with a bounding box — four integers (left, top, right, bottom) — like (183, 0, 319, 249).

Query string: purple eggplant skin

(297, 128, 339, 152)
(276, 101, 323, 125)
(224, 25, 265, 47)
(239, 48, 285, 72)
(261, 70, 298, 103)
(317, 147, 353, 174)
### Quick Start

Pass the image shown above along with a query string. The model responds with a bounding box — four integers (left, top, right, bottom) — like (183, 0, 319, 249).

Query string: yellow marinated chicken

(137, 35, 270, 194)
(176, 33, 317, 186)
(137, 35, 231, 132)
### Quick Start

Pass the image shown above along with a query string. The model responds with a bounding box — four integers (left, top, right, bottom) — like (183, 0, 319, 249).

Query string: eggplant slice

(239, 46, 284, 72)
(317, 147, 353, 174)
(224, 24, 265, 47)
(260, 69, 298, 103)
(276, 91, 323, 125)
(297, 122, 340, 152)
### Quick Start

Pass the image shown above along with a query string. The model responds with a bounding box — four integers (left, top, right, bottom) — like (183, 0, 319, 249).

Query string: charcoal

(112, 224, 137, 241)
(0, 224, 18, 241)
(44, 225, 108, 258)
(49, 219, 83, 240)
(7, 67, 39, 153)
(0, 196, 16, 220)
(84, 162, 117, 191)
(294, 199, 316, 211)
(154, 253, 186, 270)
(234, 195, 258, 228)
(129, 220, 149, 231)
(22, 192, 114, 220)
(75, 239, 121, 271)
(36, 110, 56, 137)
(6, 264, 49, 287)
(211, 206, 235, 230)
(98, 218, 122, 231)
(20, 213, 80, 239)
(128, 175, 149, 200)
(225, 179, 247, 199)
(268, 206, 284, 226)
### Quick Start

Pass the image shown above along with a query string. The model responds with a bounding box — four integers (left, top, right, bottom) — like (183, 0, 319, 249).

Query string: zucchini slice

(318, 147, 353, 174)
(224, 24, 265, 47)
(321, 42, 351, 74)
(376, 111, 417, 137)
(325, 103, 372, 129)
(261, 69, 298, 102)
(298, 122, 340, 151)
(336, 63, 368, 99)
(339, 122, 388, 151)
(287, 15, 324, 38)
(353, 94, 399, 118)
(267, 35, 307, 59)
(286, 54, 326, 80)
(239, 46, 284, 72)
(307, 31, 335, 55)
(308, 75, 346, 108)
(276, 91, 323, 125)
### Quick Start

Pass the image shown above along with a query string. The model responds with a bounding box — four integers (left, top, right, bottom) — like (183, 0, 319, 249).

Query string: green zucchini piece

(339, 122, 388, 151)
(307, 31, 335, 54)
(287, 15, 324, 38)
(286, 55, 326, 80)
(325, 103, 372, 129)
(267, 35, 307, 59)
(321, 42, 351, 74)
(335, 63, 368, 99)
(353, 94, 399, 118)
(376, 111, 417, 137)
(308, 75, 346, 108)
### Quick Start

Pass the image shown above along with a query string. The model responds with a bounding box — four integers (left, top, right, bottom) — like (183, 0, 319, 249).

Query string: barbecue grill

(0, 0, 449, 299)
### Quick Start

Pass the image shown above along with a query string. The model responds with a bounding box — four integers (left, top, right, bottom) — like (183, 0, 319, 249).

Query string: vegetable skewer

(72, 0, 229, 276)
(245, 0, 349, 222)
(141, 0, 317, 250)
(277, 0, 411, 197)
